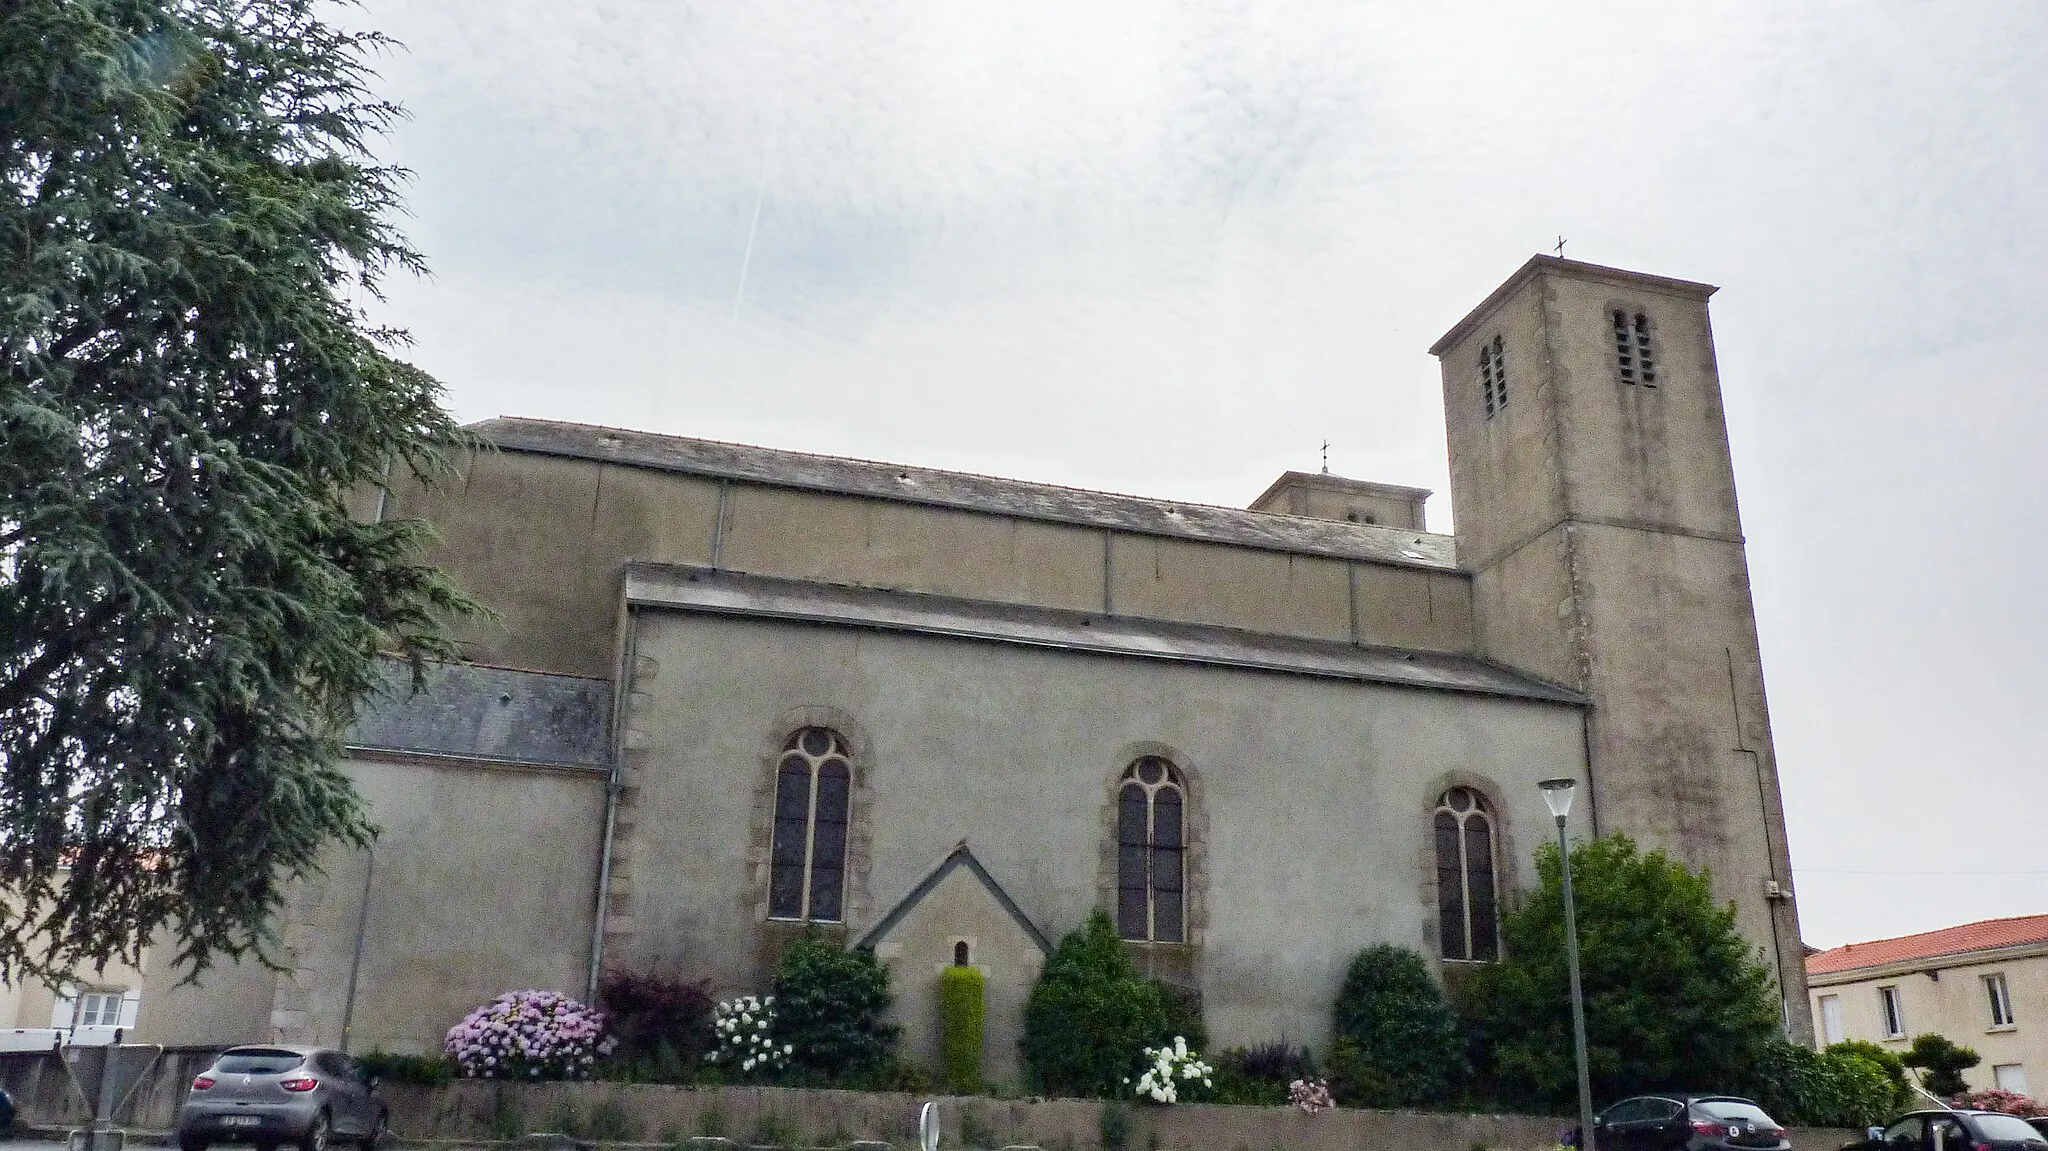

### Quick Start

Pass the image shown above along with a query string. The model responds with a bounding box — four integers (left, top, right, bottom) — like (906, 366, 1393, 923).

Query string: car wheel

(360, 1108, 388, 1150)
(301, 1110, 331, 1151)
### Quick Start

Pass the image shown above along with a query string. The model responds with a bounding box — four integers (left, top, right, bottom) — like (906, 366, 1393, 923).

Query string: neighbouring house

(1808, 915, 2048, 1095)
(35, 255, 1810, 1085)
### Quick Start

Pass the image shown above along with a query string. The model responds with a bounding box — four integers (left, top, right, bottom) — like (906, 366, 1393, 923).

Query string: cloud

(353, 0, 2048, 947)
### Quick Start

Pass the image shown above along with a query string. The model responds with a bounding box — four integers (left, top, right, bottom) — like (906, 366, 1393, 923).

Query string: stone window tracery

(769, 726, 852, 922)
(1117, 756, 1186, 943)
(1435, 786, 1499, 962)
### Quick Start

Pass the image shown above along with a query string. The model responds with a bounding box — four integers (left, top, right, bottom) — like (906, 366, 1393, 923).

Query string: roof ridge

(469, 417, 1460, 558)
(1819, 912, 2048, 954)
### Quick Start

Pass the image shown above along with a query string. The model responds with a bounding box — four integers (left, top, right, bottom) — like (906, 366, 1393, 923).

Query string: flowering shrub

(1953, 1088, 2048, 1117)
(444, 989, 614, 1080)
(1288, 1077, 1334, 1113)
(704, 993, 790, 1077)
(1126, 1036, 1214, 1105)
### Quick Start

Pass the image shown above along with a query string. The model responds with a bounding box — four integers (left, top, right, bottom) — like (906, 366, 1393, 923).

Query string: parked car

(177, 1046, 388, 1151)
(1839, 1109, 2048, 1150)
(1572, 1094, 1790, 1151)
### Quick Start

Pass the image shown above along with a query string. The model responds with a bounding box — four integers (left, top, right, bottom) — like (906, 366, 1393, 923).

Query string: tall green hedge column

(939, 965, 986, 1094)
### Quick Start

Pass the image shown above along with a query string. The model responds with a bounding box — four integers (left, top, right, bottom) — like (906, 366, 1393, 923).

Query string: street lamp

(1539, 777, 1597, 1151)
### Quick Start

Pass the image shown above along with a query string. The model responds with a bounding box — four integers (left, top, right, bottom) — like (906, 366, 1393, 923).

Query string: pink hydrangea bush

(1288, 1077, 1334, 1113)
(1953, 1088, 2047, 1117)
(444, 989, 616, 1080)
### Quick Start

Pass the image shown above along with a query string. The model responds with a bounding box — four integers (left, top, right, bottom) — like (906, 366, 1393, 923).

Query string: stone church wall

(375, 448, 1475, 683)
(610, 609, 1584, 1057)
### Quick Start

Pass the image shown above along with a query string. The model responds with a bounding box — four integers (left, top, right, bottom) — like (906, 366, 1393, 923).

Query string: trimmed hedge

(939, 965, 986, 1094)
(1328, 945, 1466, 1108)
(1023, 909, 1170, 1097)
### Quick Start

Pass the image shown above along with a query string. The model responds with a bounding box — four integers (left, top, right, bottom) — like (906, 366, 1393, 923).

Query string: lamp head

(1537, 777, 1577, 820)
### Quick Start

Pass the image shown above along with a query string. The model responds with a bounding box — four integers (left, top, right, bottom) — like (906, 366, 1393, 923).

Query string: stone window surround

(1608, 302, 1660, 389)
(1098, 741, 1208, 959)
(1419, 770, 1520, 968)
(748, 706, 876, 930)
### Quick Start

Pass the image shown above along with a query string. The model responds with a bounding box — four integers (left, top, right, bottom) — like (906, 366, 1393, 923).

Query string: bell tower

(1431, 255, 1810, 1041)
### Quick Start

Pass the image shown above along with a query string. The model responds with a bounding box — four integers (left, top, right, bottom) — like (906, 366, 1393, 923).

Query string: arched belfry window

(1435, 787, 1499, 962)
(1117, 756, 1186, 943)
(769, 727, 852, 922)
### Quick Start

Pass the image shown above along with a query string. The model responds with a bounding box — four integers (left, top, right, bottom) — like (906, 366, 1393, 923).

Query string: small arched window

(769, 727, 852, 922)
(1117, 756, 1186, 943)
(1435, 787, 1499, 962)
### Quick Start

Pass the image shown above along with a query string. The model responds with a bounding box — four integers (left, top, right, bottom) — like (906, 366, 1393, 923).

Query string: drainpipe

(339, 846, 375, 1052)
(585, 609, 637, 1003)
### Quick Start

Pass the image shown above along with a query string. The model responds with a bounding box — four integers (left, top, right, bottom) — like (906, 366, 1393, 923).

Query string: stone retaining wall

(1, 1050, 1860, 1151)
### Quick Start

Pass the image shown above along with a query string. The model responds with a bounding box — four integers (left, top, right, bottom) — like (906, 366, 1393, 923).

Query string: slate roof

(857, 841, 1053, 955)
(346, 660, 611, 770)
(625, 564, 1586, 705)
(1806, 914, 2048, 976)
(469, 417, 1459, 572)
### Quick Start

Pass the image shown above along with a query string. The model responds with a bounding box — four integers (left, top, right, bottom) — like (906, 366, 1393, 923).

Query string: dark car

(177, 1046, 388, 1151)
(1574, 1094, 1790, 1151)
(1840, 1110, 2048, 1150)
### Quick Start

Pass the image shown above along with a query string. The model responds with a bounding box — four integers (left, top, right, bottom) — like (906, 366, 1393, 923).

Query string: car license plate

(222, 1116, 261, 1128)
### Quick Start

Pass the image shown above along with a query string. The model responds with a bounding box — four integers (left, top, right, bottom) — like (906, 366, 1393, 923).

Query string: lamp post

(1539, 777, 1597, 1151)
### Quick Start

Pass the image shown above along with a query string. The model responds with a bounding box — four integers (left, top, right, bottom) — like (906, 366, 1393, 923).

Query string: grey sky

(353, 0, 2048, 949)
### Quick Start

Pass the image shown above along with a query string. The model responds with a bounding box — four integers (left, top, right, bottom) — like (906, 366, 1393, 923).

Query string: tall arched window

(769, 727, 852, 922)
(1435, 787, 1499, 962)
(1117, 756, 1186, 943)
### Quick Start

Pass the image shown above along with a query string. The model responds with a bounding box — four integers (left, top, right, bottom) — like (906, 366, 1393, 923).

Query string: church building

(71, 256, 1810, 1080)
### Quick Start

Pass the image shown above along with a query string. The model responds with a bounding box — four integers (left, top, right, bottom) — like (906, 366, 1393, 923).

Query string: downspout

(585, 607, 637, 1003)
(1578, 708, 1600, 837)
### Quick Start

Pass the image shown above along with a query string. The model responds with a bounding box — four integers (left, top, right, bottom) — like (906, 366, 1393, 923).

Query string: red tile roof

(1807, 914, 2048, 976)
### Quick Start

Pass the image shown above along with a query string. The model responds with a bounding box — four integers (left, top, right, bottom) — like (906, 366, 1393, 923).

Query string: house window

(1613, 310, 1657, 388)
(1117, 756, 1187, 943)
(1819, 994, 1844, 1045)
(1987, 973, 2016, 1027)
(1435, 787, 1500, 962)
(1996, 1064, 2029, 1094)
(54, 988, 127, 1029)
(1879, 985, 1905, 1038)
(1480, 335, 1508, 417)
(769, 727, 853, 922)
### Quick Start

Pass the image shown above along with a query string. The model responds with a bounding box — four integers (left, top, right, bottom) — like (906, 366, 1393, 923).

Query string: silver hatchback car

(177, 1046, 388, 1151)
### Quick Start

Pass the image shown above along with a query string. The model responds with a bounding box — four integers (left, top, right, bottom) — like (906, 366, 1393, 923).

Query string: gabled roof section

(858, 841, 1054, 956)
(1806, 914, 2048, 976)
(469, 417, 1458, 572)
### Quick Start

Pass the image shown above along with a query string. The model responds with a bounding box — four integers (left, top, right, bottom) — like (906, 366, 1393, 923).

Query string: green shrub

(1747, 1040, 1897, 1129)
(598, 967, 715, 1063)
(1828, 1040, 1912, 1111)
(1328, 944, 1466, 1108)
(1209, 1043, 1315, 1106)
(940, 964, 987, 1094)
(355, 1050, 454, 1085)
(771, 930, 901, 1079)
(1458, 836, 1780, 1110)
(1904, 1033, 1980, 1099)
(1155, 980, 1208, 1054)
(1023, 909, 1170, 1097)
